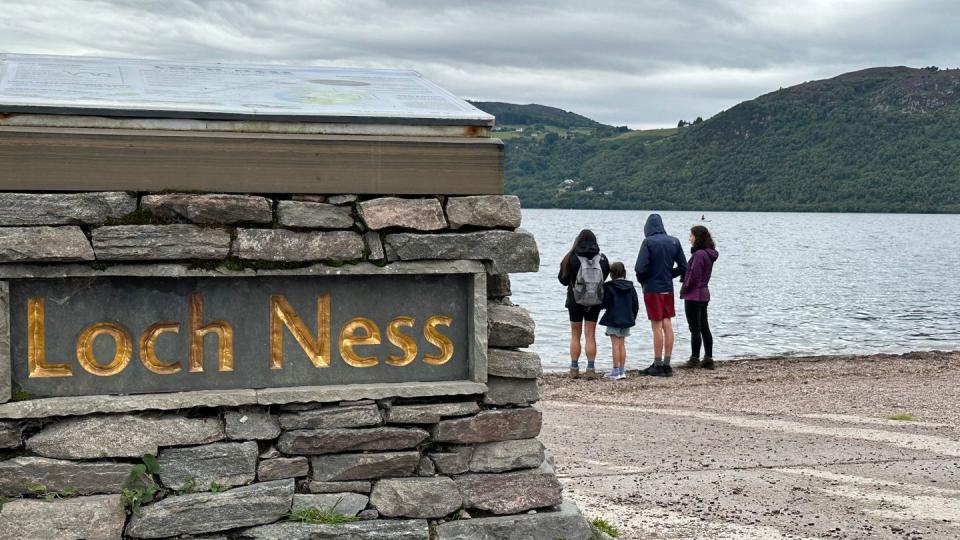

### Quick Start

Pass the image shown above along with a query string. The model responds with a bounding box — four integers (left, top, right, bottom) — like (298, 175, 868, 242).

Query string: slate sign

(9, 274, 472, 398)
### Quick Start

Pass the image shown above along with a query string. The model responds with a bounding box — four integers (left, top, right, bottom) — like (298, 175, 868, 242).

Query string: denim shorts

(605, 326, 631, 337)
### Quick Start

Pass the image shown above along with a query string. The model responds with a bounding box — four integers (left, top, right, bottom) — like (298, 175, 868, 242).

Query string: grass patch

(887, 413, 916, 421)
(11, 384, 32, 402)
(122, 454, 161, 515)
(591, 517, 621, 538)
(288, 506, 360, 525)
(608, 127, 678, 141)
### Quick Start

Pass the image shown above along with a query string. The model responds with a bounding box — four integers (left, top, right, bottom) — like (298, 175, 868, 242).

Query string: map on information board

(0, 54, 493, 125)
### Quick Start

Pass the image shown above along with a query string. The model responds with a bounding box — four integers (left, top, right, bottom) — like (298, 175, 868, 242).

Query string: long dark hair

(690, 225, 715, 253)
(560, 229, 597, 279)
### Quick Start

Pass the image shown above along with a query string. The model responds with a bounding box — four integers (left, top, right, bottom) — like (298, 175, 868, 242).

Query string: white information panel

(0, 54, 492, 125)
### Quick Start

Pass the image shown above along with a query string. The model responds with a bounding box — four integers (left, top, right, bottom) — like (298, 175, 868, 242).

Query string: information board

(0, 54, 493, 125)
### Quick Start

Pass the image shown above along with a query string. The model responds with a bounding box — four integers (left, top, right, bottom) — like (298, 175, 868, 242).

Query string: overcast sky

(2, 0, 958, 128)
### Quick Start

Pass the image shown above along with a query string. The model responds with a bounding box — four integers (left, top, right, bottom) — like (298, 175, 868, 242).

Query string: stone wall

(0, 192, 594, 539)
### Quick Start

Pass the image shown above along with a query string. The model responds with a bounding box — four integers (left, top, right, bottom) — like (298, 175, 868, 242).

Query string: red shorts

(643, 292, 676, 321)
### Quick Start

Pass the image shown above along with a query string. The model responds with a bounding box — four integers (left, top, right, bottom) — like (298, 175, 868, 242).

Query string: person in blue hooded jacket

(634, 214, 688, 377)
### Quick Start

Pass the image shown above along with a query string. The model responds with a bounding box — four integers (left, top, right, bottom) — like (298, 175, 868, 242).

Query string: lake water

(511, 209, 960, 372)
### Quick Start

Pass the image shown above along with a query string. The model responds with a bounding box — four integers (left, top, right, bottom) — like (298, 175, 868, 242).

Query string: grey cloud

(1, 0, 959, 126)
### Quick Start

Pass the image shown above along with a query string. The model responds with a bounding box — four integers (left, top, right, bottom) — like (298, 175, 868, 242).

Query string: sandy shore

(538, 351, 960, 539)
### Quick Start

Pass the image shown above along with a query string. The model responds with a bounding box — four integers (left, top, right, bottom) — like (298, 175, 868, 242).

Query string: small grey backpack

(572, 255, 604, 306)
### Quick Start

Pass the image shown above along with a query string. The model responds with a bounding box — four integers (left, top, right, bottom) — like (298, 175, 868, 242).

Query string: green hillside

(477, 67, 960, 213)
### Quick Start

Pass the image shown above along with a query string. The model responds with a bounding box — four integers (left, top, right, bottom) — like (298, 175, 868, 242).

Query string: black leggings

(684, 300, 713, 359)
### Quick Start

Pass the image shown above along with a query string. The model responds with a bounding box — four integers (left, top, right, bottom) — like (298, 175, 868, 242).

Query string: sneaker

(615, 371, 627, 380)
(640, 363, 662, 376)
(662, 365, 674, 377)
(700, 357, 715, 370)
(584, 368, 598, 380)
(569, 366, 580, 379)
(606, 370, 619, 380)
(681, 357, 701, 369)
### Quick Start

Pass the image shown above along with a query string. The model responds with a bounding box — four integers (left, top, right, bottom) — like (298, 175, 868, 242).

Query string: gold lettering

(26, 298, 72, 378)
(188, 293, 234, 372)
(76, 322, 133, 377)
(338, 318, 381, 368)
(139, 322, 182, 375)
(423, 316, 454, 365)
(269, 294, 331, 370)
(386, 316, 417, 366)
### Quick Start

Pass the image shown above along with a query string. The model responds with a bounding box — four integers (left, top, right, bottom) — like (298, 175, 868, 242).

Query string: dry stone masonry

(0, 191, 594, 539)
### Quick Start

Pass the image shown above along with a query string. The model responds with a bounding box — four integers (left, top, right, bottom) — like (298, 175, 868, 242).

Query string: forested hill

(476, 67, 960, 213)
(468, 101, 610, 129)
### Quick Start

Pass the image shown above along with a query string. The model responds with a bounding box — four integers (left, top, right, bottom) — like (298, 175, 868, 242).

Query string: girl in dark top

(679, 225, 719, 369)
(599, 262, 640, 380)
(558, 229, 610, 379)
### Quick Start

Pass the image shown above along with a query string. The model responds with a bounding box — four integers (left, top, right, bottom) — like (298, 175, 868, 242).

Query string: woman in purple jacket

(679, 226, 719, 369)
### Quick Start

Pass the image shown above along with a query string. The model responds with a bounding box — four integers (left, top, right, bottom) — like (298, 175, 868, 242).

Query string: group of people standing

(558, 214, 718, 379)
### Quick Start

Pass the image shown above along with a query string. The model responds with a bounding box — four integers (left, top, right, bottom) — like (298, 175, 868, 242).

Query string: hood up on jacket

(573, 236, 600, 258)
(644, 214, 667, 237)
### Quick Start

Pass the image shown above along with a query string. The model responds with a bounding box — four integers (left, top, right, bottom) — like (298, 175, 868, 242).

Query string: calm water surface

(512, 209, 960, 372)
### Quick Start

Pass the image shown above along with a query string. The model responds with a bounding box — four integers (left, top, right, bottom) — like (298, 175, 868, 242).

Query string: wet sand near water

(538, 351, 960, 539)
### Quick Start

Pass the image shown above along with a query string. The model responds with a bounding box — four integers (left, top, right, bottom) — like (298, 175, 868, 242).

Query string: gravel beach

(539, 351, 960, 539)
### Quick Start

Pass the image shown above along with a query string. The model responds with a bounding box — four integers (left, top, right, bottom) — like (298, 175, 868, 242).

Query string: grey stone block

(364, 231, 385, 262)
(358, 197, 447, 231)
(278, 427, 428, 455)
(125, 479, 295, 538)
(233, 229, 363, 262)
(92, 225, 230, 260)
(486, 273, 511, 297)
(446, 195, 522, 229)
(383, 229, 539, 274)
(0, 389, 258, 420)
(416, 456, 436, 476)
(277, 201, 354, 228)
(487, 302, 536, 347)
(310, 451, 420, 481)
(0, 282, 8, 404)
(224, 409, 281, 440)
(237, 519, 429, 540)
(483, 376, 540, 406)
(0, 192, 136, 226)
(487, 348, 543, 379)
(257, 457, 309, 481)
(0, 456, 131, 496)
(469, 439, 545, 473)
(158, 441, 258, 490)
(370, 477, 462, 518)
(26, 414, 224, 459)
(141, 194, 272, 224)
(291, 493, 369, 516)
(0, 227, 94, 263)
(435, 500, 592, 540)
(278, 404, 382, 430)
(327, 194, 358, 205)
(454, 464, 562, 514)
(0, 494, 126, 540)
(433, 408, 541, 444)
(428, 447, 473, 475)
(307, 480, 373, 494)
(0, 420, 20, 448)
(384, 401, 480, 424)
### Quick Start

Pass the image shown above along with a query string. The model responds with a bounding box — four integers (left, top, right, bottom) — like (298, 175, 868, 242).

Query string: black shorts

(568, 304, 602, 323)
